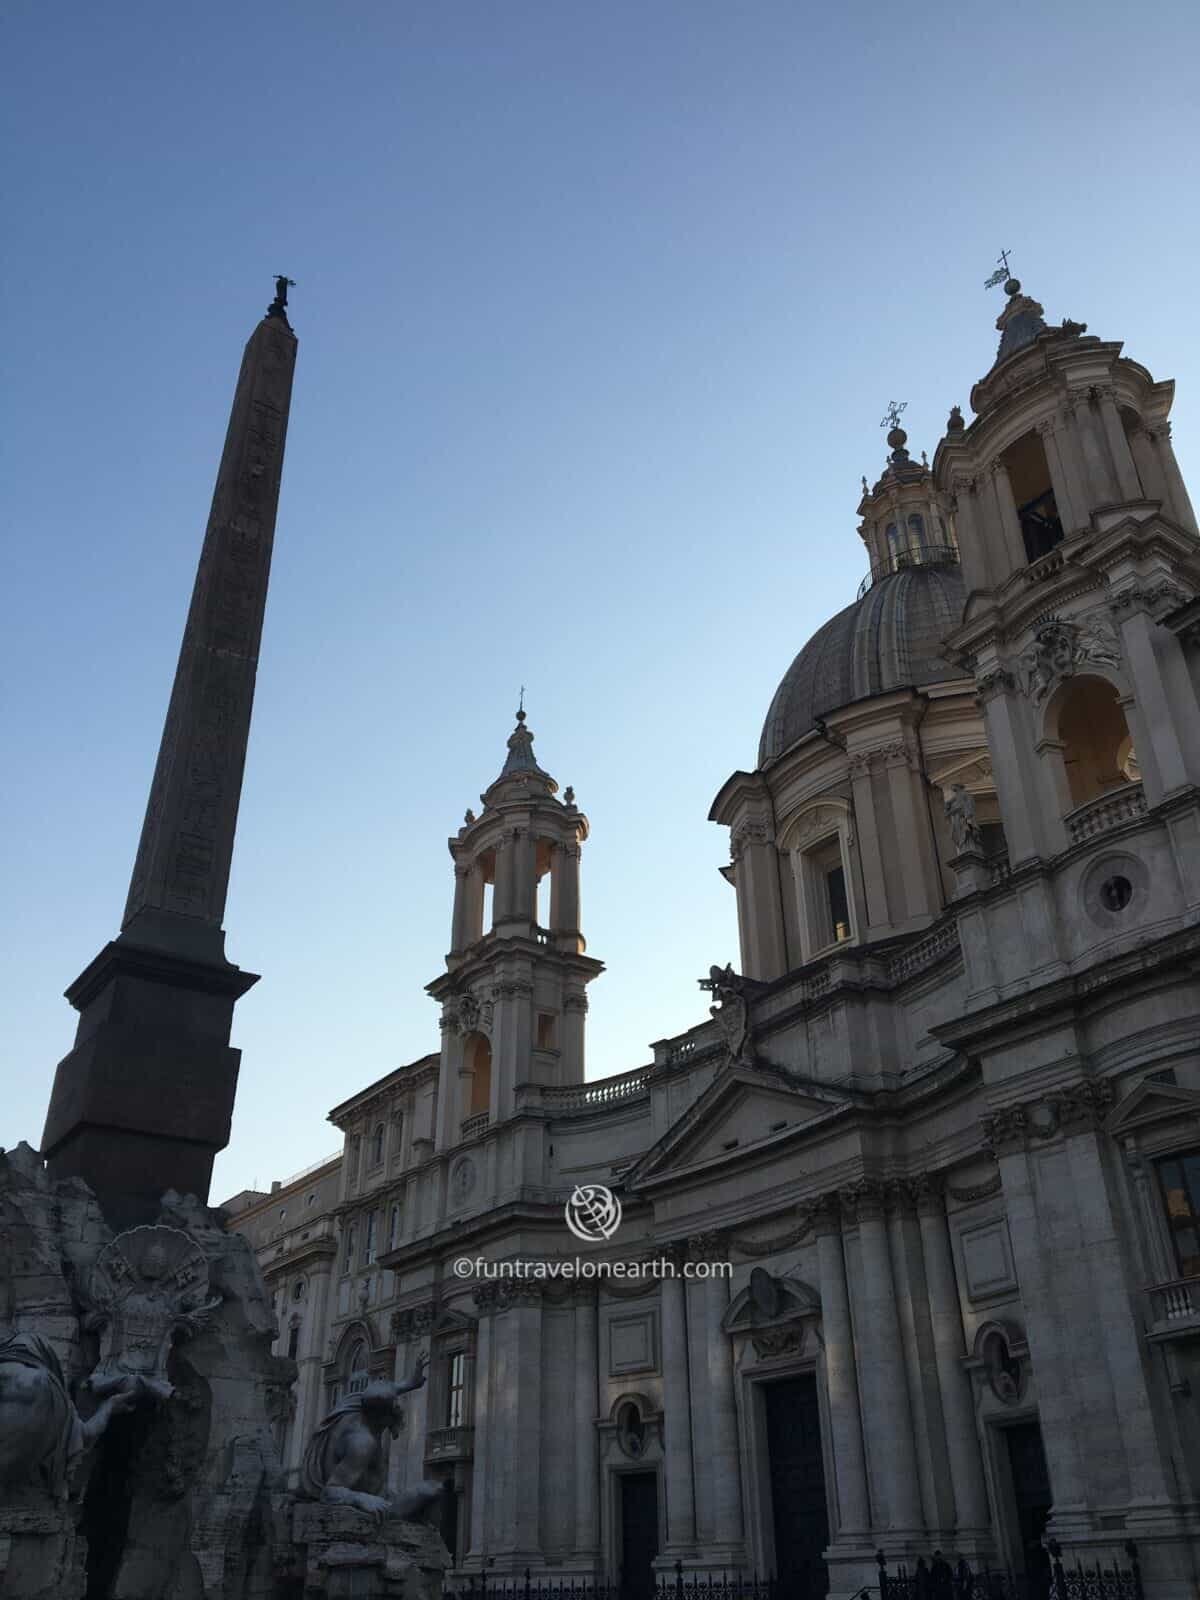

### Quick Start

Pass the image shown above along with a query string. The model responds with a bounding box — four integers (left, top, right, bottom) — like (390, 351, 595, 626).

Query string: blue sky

(4, 0, 1198, 1200)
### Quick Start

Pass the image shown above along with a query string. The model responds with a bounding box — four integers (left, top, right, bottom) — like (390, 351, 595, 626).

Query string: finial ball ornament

(1005, 277, 1021, 296)
(887, 425, 907, 450)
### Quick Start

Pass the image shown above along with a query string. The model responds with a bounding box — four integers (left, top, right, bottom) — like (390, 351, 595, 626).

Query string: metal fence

(446, 1545, 1144, 1600)
(876, 1541, 1144, 1600)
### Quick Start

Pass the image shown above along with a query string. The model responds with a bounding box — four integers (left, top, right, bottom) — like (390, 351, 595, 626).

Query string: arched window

(371, 1124, 385, 1167)
(287, 1322, 300, 1361)
(348, 1340, 369, 1395)
(1002, 431, 1063, 563)
(1055, 677, 1136, 810)
(780, 802, 858, 962)
(464, 1032, 492, 1120)
(292, 1279, 306, 1302)
(907, 512, 926, 550)
(886, 522, 902, 565)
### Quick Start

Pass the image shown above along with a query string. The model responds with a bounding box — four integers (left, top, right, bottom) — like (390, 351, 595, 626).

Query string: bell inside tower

(1000, 430, 1063, 562)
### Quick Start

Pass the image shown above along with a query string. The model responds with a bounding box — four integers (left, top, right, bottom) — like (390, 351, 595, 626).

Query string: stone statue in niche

(0, 1331, 138, 1498)
(700, 963, 755, 1067)
(300, 1350, 443, 1523)
(616, 1400, 646, 1459)
(944, 783, 983, 855)
(84, 1225, 220, 1403)
(982, 1329, 1022, 1403)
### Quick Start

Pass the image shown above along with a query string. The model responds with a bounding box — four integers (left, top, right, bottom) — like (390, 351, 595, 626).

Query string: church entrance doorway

(618, 1472, 659, 1600)
(763, 1375, 829, 1599)
(1004, 1421, 1053, 1599)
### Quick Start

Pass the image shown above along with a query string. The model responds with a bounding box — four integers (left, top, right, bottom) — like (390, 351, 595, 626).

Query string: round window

(1099, 875, 1133, 912)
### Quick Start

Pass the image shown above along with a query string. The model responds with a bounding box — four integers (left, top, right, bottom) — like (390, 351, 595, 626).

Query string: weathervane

(984, 250, 1013, 290)
(880, 400, 907, 432)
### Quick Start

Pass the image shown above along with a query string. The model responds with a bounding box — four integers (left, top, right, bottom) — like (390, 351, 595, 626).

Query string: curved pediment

(723, 1267, 820, 1334)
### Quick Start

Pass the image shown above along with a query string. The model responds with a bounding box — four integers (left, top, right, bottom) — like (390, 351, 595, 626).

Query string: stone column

(987, 1124, 1089, 1528)
(562, 990, 588, 1082)
(845, 1182, 923, 1538)
(1096, 387, 1142, 501)
(882, 742, 938, 922)
(692, 1237, 744, 1556)
(489, 1285, 544, 1563)
(989, 458, 1028, 573)
(978, 672, 1062, 862)
(913, 1176, 990, 1542)
(1128, 426, 1170, 508)
(492, 832, 516, 924)
(551, 841, 582, 942)
(849, 756, 892, 934)
(732, 823, 788, 981)
(1036, 417, 1081, 533)
(951, 476, 994, 594)
(451, 863, 471, 952)
(574, 1287, 600, 1561)
(1153, 421, 1199, 535)
(1063, 1129, 1173, 1511)
(661, 1254, 697, 1552)
(1070, 389, 1115, 503)
(1113, 597, 1193, 798)
(469, 1292, 495, 1558)
(813, 1196, 870, 1537)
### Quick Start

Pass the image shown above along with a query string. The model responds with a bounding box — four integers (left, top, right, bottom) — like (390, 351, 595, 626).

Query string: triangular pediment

(1106, 1079, 1200, 1137)
(625, 1063, 852, 1190)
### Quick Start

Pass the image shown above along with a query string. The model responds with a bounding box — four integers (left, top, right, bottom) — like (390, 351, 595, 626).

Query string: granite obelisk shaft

(41, 302, 298, 1227)
(123, 309, 297, 954)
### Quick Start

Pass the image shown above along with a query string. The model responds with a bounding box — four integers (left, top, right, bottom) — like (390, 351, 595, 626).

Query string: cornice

(932, 922, 1200, 1054)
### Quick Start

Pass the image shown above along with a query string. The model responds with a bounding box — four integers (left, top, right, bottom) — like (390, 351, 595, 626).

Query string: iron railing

(876, 1541, 1143, 1600)
(446, 1547, 1143, 1600)
(857, 543, 959, 600)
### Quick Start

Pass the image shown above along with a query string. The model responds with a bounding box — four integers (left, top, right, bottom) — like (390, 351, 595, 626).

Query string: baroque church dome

(757, 561, 966, 767)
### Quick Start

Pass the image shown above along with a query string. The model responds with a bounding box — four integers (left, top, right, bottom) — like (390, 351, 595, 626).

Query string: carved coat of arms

(85, 1225, 220, 1402)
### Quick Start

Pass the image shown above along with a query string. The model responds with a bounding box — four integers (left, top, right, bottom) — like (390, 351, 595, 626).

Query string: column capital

(687, 1229, 730, 1264)
(909, 1171, 947, 1217)
(391, 1301, 437, 1341)
(976, 666, 1016, 702)
(472, 1280, 544, 1317)
(840, 1178, 887, 1223)
(808, 1192, 844, 1238)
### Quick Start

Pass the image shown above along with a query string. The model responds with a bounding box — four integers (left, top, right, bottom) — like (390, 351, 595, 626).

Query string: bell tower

(427, 709, 604, 1148)
(936, 273, 1200, 875)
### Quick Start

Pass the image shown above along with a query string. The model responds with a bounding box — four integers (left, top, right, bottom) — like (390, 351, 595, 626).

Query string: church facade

(224, 279, 1200, 1600)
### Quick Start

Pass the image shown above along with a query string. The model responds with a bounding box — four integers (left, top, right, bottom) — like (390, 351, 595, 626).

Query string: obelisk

(41, 280, 299, 1228)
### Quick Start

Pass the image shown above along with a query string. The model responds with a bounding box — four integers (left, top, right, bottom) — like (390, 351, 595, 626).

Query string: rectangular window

(343, 1226, 356, 1274)
(364, 1210, 378, 1266)
(536, 1012, 557, 1050)
(1158, 1154, 1200, 1278)
(389, 1204, 402, 1250)
(802, 834, 852, 952)
(825, 864, 850, 943)
(445, 1351, 466, 1428)
(287, 1323, 300, 1360)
